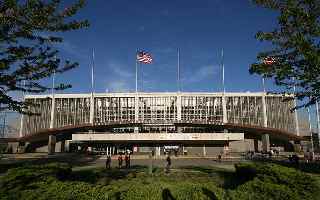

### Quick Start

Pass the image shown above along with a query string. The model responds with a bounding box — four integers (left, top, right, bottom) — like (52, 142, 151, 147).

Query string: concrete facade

(17, 92, 300, 154)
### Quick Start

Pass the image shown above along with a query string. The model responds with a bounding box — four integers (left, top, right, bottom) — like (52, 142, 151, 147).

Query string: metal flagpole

(221, 49, 225, 93)
(262, 77, 266, 93)
(89, 49, 95, 128)
(136, 51, 138, 93)
(91, 49, 95, 94)
(177, 48, 180, 92)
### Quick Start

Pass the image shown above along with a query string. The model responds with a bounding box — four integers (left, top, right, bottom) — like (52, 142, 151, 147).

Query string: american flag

(263, 57, 276, 65)
(137, 51, 153, 64)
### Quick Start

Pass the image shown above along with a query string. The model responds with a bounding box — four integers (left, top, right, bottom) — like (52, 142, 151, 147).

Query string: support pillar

(223, 142, 229, 155)
(156, 146, 161, 157)
(134, 95, 139, 133)
(254, 139, 259, 152)
(50, 95, 55, 129)
(60, 140, 65, 153)
(177, 94, 181, 121)
(222, 95, 227, 124)
(48, 135, 56, 155)
(64, 140, 70, 152)
(222, 95, 228, 133)
(89, 93, 94, 124)
(134, 127, 139, 133)
(262, 94, 268, 127)
(262, 134, 270, 153)
(203, 144, 206, 157)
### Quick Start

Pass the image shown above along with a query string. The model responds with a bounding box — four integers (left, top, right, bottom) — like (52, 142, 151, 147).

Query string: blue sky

(48, 0, 319, 130)
(3, 0, 318, 134)
(51, 0, 281, 94)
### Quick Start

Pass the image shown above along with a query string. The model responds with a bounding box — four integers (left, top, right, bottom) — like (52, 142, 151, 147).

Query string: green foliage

(250, 0, 320, 107)
(0, 0, 89, 113)
(0, 163, 225, 200)
(0, 163, 319, 200)
(230, 163, 320, 200)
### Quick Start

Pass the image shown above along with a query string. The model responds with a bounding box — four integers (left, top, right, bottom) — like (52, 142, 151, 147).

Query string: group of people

(106, 152, 173, 172)
(105, 153, 131, 169)
(118, 153, 131, 168)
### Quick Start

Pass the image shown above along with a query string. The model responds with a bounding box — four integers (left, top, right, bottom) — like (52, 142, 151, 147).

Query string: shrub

(230, 163, 320, 200)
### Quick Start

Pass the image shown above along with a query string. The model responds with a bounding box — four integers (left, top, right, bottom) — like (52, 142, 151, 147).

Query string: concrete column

(19, 114, 24, 138)
(254, 139, 259, 152)
(89, 93, 94, 124)
(60, 140, 65, 153)
(65, 140, 70, 152)
(48, 135, 56, 155)
(262, 134, 270, 153)
(49, 96, 55, 129)
(134, 127, 139, 133)
(156, 146, 161, 157)
(294, 96, 300, 136)
(134, 95, 139, 133)
(262, 94, 268, 127)
(222, 95, 227, 124)
(223, 142, 229, 155)
(177, 94, 182, 121)
(134, 95, 139, 122)
(203, 144, 206, 157)
(177, 127, 182, 133)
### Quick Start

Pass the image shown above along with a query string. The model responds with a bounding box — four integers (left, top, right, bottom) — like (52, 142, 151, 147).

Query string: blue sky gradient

(3, 0, 318, 134)
(52, 0, 281, 94)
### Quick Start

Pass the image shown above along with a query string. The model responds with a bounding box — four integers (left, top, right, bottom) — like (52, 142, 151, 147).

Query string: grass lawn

(0, 161, 320, 200)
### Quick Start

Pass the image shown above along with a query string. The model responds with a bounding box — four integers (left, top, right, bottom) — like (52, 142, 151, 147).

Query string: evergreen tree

(250, 0, 320, 108)
(0, 0, 89, 113)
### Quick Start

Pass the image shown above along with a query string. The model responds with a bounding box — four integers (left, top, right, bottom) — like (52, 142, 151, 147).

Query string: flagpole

(135, 51, 138, 93)
(89, 49, 95, 126)
(221, 49, 225, 93)
(91, 49, 95, 94)
(177, 48, 180, 92)
(262, 77, 266, 93)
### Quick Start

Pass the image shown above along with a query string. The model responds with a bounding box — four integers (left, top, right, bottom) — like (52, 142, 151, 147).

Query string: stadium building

(17, 91, 301, 156)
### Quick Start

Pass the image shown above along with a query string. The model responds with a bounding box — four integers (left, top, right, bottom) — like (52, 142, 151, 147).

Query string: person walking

(125, 154, 130, 168)
(165, 155, 171, 173)
(106, 155, 111, 169)
(118, 154, 123, 169)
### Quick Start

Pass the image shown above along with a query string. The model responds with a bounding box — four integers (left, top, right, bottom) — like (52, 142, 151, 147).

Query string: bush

(1, 162, 319, 200)
(0, 163, 224, 200)
(230, 163, 320, 200)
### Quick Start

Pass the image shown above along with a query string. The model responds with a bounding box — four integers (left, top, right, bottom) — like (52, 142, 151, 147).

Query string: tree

(250, 0, 320, 108)
(0, 0, 89, 113)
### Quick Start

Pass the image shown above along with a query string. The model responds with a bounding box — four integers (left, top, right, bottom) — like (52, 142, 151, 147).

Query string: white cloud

(106, 80, 131, 92)
(183, 65, 219, 83)
(104, 61, 135, 92)
(108, 61, 134, 79)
